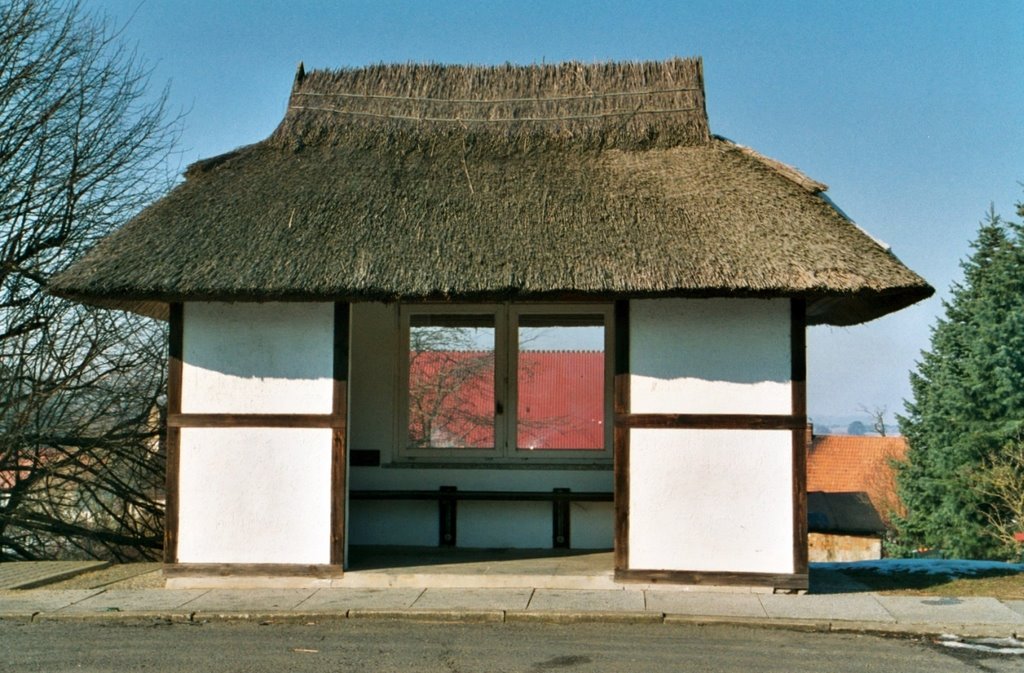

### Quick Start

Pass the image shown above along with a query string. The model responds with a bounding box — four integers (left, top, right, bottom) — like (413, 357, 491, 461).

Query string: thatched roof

(49, 58, 932, 325)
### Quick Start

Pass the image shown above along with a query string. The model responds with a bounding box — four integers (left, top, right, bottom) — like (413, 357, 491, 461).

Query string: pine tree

(894, 201, 1024, 559)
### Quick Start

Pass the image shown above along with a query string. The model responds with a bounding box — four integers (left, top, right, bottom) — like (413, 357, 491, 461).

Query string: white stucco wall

(349, 501, 437, 547)
(630, 298, 791, 414)
(460, 502, 551, 548)
(181, 302, 334, 414)
(176, 427, 333, 564)
(176, 302, 336, 565)
(628, 429, 794, 573)
(570, 502, 615, 549)
(626, 298, 796, 573)
(349, 302, 398, 453)
(347, 302, 614, 550)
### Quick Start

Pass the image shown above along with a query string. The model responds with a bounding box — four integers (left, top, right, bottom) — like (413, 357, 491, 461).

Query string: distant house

(807, 433, 909, 561)
(49, 58, 932, 590)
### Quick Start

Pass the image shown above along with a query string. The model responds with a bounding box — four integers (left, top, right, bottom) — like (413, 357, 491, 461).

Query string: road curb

(190, 611, 351, 624)
(347, 608, 505, 623)
(827, 619, 1021, 639)
(663, 614, 830, 632)
(505, 610, 663, 625)
(33, 610, 194, 625)
(0, 612, 38, 623)
(2, 604, 1021, 637)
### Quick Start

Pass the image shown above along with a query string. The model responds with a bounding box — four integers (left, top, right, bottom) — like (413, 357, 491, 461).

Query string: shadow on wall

(182, 302, 335, 381)
(630, 298, 791, 385)
(182, 298, 793, 388)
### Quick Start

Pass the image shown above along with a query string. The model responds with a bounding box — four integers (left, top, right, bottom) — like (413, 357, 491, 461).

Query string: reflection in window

(407, 314, 495, 449)
(517, 315, 604, 451)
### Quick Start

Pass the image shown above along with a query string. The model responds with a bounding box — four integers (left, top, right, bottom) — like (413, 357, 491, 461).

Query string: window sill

(381, 460, 613, 471)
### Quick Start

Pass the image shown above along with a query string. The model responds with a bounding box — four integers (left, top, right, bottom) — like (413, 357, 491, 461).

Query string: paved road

(1, 620, 1019, 672)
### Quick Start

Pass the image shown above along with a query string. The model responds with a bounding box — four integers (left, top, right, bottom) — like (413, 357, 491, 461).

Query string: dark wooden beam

(791, 298, 808, 419)
(552, 488, 571, 549)
(163, 303, 183, 564)
(615, 413, 806, 430)
(613, 300, 630, 573)
(331, 303, 350, 568)
(348, 490, 612, 502)
(163, 563, 345, 579)
(790, 297, 809, 575)
(439, 486, 457, 547)
(350, 450, 381, 466)
(167, 413, 342, 428)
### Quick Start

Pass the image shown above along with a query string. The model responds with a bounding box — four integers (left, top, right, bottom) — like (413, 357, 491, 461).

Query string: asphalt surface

(2, 619, 1021, 673)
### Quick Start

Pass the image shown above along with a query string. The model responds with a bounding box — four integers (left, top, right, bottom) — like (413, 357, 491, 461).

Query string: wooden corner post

(791, 298, 809, 576)
(164, 303, 183, 564)
(613, 300, 630, 572)
(331, 303, 350, 569)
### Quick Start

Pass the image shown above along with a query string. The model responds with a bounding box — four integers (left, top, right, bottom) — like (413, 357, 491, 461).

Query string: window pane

(408, 314, 495, 449)
(517, 315, 604, 450)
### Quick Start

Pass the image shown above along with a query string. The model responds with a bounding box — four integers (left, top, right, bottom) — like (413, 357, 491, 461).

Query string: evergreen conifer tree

(895, 200, 1024, 559)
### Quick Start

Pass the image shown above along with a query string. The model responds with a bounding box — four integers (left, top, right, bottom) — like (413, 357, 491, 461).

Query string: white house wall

(628, 429, 794, 573)
(177, 427, 333, 564)
(348, 302, 614, 549)
(180, 302, 334, 414)
(628, 298, 795, 574)
(175, 302, 335, 565)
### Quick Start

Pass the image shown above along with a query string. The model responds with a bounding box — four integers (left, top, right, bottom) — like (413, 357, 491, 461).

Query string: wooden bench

(349, 488, 613, 548)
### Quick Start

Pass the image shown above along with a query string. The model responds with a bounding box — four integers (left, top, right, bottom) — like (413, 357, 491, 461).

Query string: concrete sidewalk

(2, 559, 1022, 637)
(2, 583, 1023, 638)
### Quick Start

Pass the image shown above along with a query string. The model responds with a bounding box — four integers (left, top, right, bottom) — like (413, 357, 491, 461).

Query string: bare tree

(970, 438, 1024, 562)
(0, 0, 179, 560)
(859, 404, 888, 437)
(407, 326, 495, 448)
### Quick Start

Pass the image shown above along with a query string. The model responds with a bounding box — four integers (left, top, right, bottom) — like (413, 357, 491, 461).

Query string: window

(399, 304, 612, 463)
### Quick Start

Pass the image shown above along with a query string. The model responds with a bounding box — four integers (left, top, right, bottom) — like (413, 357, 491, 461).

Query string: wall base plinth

(163, 563, 343, 589)
(615, 569, 808, 592)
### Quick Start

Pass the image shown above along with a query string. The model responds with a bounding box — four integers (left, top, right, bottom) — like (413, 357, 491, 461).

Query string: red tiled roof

(807, 434, 908, 523)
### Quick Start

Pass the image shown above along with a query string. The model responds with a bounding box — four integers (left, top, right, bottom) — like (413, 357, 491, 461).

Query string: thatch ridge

(49, 58, 933, 326)
(269, 58, 710, 151)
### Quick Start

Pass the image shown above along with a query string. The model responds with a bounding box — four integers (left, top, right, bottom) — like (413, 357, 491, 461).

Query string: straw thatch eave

(48, 58, 933, 326)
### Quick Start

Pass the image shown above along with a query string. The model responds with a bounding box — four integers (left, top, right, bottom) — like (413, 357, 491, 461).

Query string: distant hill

(809, 414, 901, 437)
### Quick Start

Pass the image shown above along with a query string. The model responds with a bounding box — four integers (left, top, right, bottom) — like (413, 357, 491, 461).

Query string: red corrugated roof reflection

(408, 350, 603, 450)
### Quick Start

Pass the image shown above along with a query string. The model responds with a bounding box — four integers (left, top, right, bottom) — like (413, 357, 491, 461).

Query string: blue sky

(93, 0, 1023, 424)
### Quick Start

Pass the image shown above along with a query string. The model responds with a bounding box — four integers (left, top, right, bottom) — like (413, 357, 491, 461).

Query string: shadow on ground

(810, 563, 1024, 595)
(347, 546, 610, 571)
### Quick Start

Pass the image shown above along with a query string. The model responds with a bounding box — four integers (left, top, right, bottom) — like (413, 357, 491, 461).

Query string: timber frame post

(331, 302, 350, 568)
(164, 303, 183, 564)
(612, 300, 630, 573)
(790, 297, 809, 577)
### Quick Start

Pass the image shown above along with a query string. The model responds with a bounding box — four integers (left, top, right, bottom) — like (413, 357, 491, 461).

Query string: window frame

(397, 302, 613, 465)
